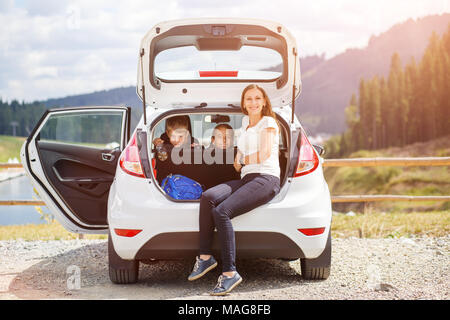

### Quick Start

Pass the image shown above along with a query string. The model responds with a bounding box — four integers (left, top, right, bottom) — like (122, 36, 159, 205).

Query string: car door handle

(102, 153, 115, 162)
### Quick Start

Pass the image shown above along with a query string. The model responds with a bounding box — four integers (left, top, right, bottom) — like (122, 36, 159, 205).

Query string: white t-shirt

(236, 116, 280, 179)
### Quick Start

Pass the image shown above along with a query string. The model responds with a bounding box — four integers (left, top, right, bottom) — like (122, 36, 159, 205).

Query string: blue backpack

(161, 174, 203, 200)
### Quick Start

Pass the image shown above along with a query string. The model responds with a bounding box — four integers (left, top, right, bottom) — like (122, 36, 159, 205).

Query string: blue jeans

(199, 173, 281, 272)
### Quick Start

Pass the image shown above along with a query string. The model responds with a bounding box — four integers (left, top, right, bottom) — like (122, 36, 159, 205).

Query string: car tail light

(298, 227, 326, 236)
(199, 71, 238, 77)
(119, 132, 145, 178)
(294, 132, 319, 177)
(114, 229, 142, 237)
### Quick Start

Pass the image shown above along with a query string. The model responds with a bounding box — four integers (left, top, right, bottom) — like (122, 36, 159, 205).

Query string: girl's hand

(233, 161, 242, 173)
(234, 151, 243, 172)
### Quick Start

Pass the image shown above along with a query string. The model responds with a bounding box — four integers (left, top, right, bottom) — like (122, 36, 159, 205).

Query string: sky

(0, 0, 449, 102)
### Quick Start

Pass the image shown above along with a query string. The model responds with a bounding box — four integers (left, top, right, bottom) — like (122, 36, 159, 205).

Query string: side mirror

(313, 144, 325, 157)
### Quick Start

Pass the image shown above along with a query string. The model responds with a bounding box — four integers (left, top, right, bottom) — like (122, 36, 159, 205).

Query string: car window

(196, 114, 244, 147)
(39, 111, 124, 149)
(154, 46, 283, 80)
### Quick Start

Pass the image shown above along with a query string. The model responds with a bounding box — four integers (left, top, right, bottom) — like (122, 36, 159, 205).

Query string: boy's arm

(153, 138, 164, 146)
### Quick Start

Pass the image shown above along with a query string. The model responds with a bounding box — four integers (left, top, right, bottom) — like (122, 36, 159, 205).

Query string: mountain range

(297, 13, 450, 134)
(42, 13, 450, 135)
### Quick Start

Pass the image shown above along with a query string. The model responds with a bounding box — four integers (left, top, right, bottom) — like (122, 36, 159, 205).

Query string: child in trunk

(153, 115, 198, 149)
(153, 115, 201, 185)
(203, 124, 240, 190)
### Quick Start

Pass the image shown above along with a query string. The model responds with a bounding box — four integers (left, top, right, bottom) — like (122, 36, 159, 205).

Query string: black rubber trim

(158, 77, 279, 84)
(301, 230, 332, 268)
(134, 231, 305, 260)
(24, 106, 130, 231)
(288, 128, 302, 177)
(136, 129, 152, 178)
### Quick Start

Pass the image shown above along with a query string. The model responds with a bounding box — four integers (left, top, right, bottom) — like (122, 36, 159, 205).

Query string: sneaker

(188, 256, 218, 281)
(210, 272, 242, 296)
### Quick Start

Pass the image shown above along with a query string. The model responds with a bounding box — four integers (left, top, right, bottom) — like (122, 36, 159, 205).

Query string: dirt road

(0, 236, 448, 300)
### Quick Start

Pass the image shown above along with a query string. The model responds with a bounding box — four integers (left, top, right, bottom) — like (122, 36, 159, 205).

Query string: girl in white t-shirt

(188, 84, 281, 296)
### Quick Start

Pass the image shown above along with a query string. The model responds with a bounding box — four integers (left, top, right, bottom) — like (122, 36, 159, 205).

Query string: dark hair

(213, 123, 233, 135)
(165, 115, 190, 133)
(212, 124, 233, 143)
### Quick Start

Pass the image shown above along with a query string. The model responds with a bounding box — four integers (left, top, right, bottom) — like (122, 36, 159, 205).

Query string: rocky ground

(0, 236, 448, 300)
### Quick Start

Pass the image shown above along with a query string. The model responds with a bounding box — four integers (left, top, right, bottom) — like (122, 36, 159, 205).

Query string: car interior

(151, 112, 289, 199)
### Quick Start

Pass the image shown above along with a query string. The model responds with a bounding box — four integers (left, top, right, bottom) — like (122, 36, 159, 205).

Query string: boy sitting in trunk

(203, 124, 240, 190)
(153, 115, 198, 149)
(153, 115, 202, 185)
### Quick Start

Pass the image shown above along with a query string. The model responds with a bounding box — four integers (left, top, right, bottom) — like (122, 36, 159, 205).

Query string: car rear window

(154, 46, 282, 81)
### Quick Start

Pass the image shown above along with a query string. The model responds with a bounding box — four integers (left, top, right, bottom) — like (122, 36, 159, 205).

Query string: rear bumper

(108, 166, 332, 260)
(135, 231, 305, 260)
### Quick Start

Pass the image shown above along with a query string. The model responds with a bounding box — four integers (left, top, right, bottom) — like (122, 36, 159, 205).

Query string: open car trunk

(147, 108, 290, 201)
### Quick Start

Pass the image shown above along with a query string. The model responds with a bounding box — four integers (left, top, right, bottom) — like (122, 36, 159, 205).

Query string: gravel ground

(0, 236, 448, 300)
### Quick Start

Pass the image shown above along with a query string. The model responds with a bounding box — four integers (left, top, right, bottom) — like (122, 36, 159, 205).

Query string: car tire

(108, 233, 139, 284)
(300, 231, 331, 280)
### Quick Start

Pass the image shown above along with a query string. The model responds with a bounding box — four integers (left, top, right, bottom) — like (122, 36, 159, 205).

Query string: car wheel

(300, 231, 331, 280)
(108, 233, 139, 284)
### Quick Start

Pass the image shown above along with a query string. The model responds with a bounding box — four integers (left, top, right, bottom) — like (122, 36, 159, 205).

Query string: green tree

(379, 77, 390, 148)
(405, 57, 419, 144)
(340, 24, 450, 153)
(358, 79, 370, 149)
(419, 47, 438, 141)
(368, 76, 381, 149)
(344, 93, 360, 153)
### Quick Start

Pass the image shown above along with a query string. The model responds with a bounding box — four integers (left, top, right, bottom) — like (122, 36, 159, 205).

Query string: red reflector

(298, 227, 326, 236)
(114, 229, 142, 237)
(199, 71, 238, 77)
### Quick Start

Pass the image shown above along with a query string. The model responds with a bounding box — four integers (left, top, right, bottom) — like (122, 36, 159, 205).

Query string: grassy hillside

(0, 135, 25, 163)
(324, 135, 450, 213)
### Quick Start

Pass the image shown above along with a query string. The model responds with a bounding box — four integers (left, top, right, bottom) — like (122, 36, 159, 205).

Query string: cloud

(0, 0, 448, 102)
(0, 0, 13, 12)
(23, 0, 67, 16)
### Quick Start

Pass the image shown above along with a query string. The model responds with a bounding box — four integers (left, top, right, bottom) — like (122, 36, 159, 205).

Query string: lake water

(0, 175, 47, 226)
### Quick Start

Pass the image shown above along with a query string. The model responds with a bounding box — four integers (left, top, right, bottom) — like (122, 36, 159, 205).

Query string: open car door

(20, 106, 131, 234)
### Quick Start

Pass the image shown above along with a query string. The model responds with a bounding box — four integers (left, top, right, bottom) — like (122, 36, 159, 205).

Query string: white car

(21, 18, 332, 284)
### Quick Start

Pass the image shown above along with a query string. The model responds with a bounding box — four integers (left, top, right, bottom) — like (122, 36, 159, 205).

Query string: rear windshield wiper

(195, 102, 208, 108)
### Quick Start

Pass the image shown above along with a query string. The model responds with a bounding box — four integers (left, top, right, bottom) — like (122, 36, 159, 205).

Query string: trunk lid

(137, 18, 301, 108)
